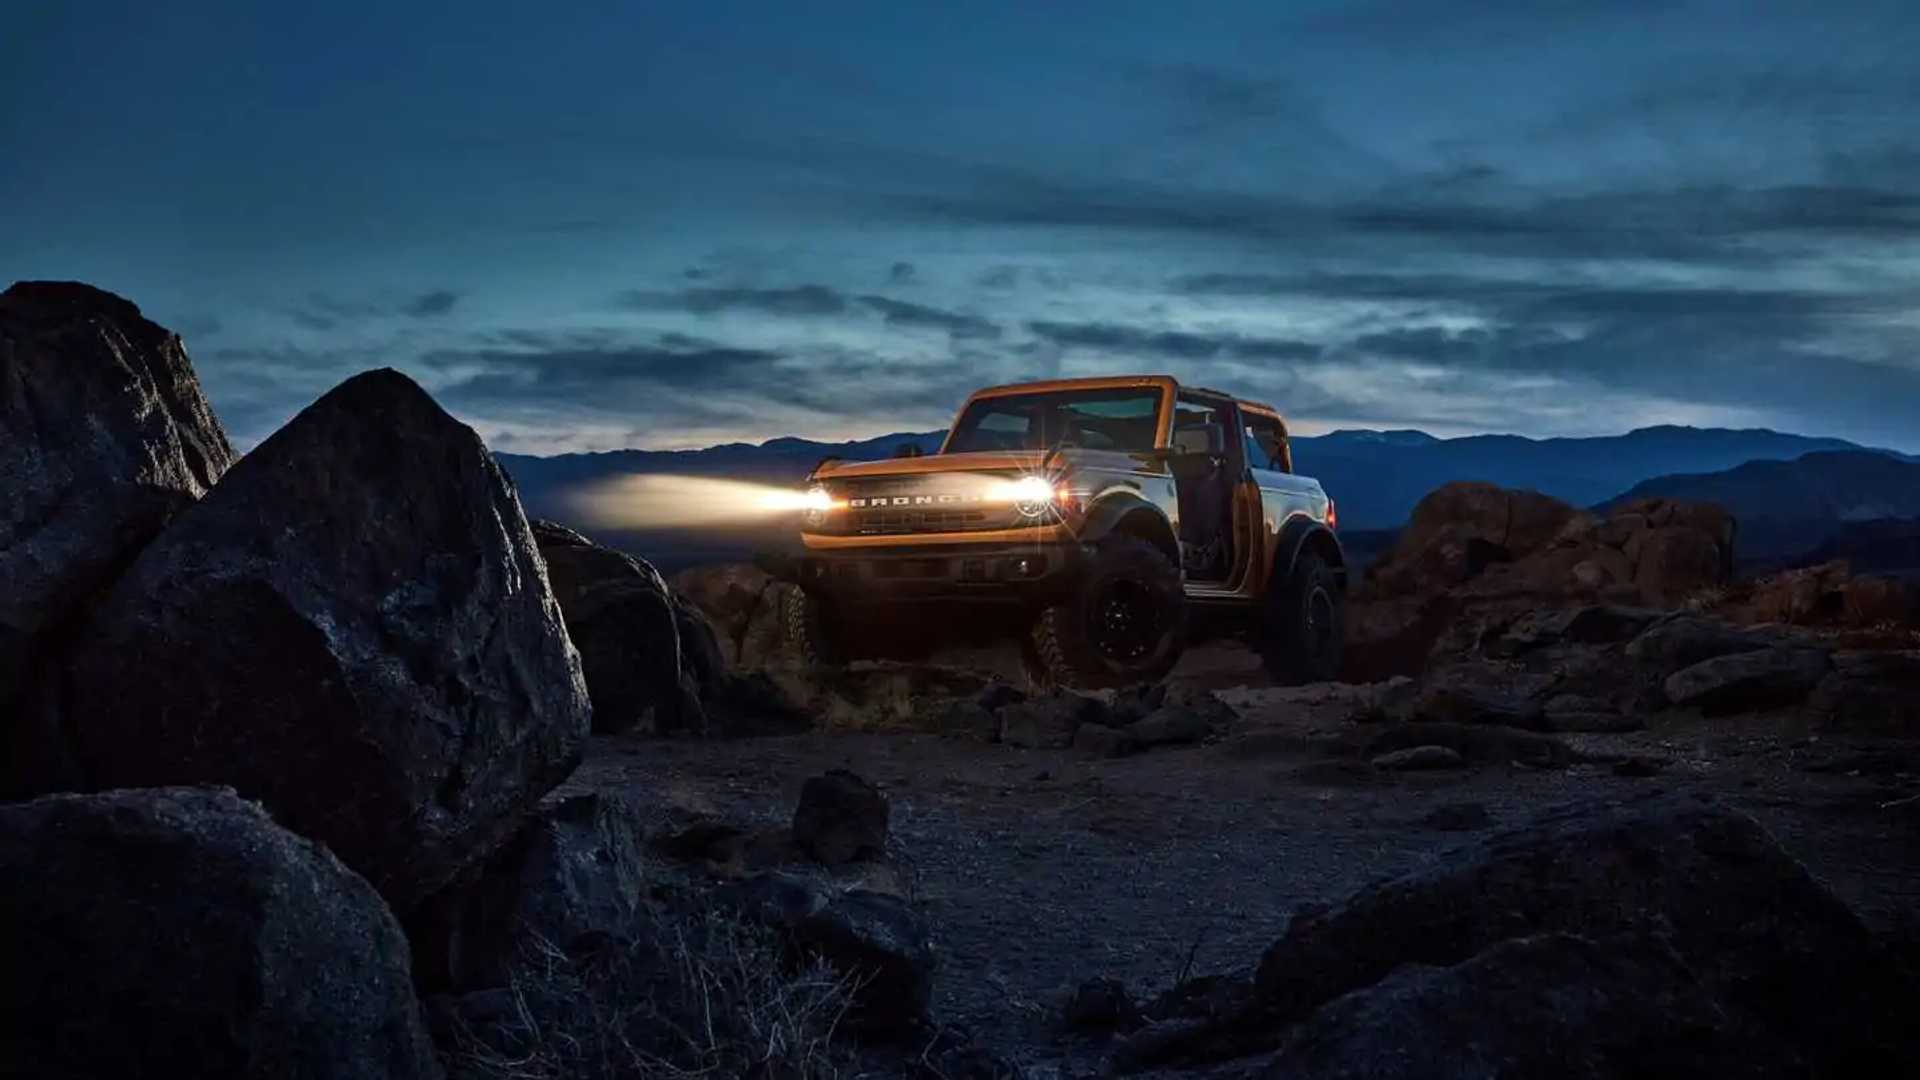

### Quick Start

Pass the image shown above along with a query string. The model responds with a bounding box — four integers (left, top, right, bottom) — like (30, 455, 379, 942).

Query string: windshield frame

(939, 384, 1173, 455)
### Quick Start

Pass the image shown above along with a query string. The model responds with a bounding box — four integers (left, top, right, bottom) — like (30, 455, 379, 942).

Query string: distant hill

(497, 425, 1914, 572)
(1602, 450, 1920, 565)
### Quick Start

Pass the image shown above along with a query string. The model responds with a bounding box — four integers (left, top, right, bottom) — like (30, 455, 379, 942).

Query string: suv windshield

(945, 388, 1163, 453)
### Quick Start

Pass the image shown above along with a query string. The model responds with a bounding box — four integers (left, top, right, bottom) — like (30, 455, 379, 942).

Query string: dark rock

(1805, 651, 1920, 736)
(1063, 977, 1144, 1032)
(1371, 744, 1467, 771)
(1367, 722, 1573, 769)
(1121, 685, 1236, 747)
(62, 369, 590, 912)
(1625, 614, 1776, 676)
(1497, 605, 1666, 652)
(976, 680, 1028, 712)
(0, 282, 235, 793)
(409, 793, 649, 993)
(1107, 682, 1169, 726)
(1215, 795, 1914, 1072)
(1663, 646, 1832, 713)
(1127, 707, 1213, 747)
(999, 689, 1104, 749)
(0, 787, 438, 1079)
(1632, 527, 1731, 604)
(1261, 933, 1752, 1080)
(703, 669, 814, 736)
(1542, 694, 1645, 733)
(1073, 722, 1137, 757)
(1612, 756, 1668, 778)
(531, 520, 689, 734)
(793, 769, 890, 865)
(649, 819, 750, 863)
(1414, 663, 1551, 730)
(938, 700, 1004, 742)
(715, 874, 935, 1036)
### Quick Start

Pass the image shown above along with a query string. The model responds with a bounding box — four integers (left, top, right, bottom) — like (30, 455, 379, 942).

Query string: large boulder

(61, 369, 590, 912)
(0, 282, 235, 788)
(1662, 646, 1832, 713)
(409, 792, 650, 993)
(1805, 651, 1920, 736)
(1364, 483, 1580, 598)
(0, 787, 439, 1079)
(530, 520, 695, 734)
(1261, 933, 1754, 1079)
(1237, 796, 1911, 1068)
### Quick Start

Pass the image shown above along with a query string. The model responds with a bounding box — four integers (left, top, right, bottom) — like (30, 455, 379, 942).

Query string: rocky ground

(4, 280, 1918, 1079)
(570, 644, 1920, 1077)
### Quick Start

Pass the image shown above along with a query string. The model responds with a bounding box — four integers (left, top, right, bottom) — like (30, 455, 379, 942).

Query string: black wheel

(783, 585, 849, 668)
(1030, 535, 1185, 690)
(1260, 549, 1345, 684)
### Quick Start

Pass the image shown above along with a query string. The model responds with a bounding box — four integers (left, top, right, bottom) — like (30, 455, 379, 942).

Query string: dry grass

(440, 909, 860, 1080)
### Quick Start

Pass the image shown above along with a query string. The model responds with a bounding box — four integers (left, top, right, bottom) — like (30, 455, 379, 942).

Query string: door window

(1244, 415, 1291, 473)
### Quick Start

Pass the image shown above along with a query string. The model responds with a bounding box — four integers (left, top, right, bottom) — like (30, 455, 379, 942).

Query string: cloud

(402, 289, 460, 317)
(887, 261, 916, 285)
(1028, 320, 1322, 363)
(618, 284, 850, 317)
(856, 295, 1000, 339)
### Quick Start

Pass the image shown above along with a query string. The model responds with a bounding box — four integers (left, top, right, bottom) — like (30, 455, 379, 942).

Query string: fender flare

(1077, 491, 1180, 563)
(1273, 514, 1347, 590)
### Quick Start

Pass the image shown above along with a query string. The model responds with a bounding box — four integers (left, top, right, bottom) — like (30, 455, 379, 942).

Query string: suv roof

(964, 374, 1285, 429)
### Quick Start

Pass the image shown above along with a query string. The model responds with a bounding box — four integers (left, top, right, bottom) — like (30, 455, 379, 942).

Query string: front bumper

(793, 540, 1088, 604)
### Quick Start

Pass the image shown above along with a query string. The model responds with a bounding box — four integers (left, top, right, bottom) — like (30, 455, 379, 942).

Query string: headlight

(801, 484, 832, 527)
(1008, 475, 1055, 518)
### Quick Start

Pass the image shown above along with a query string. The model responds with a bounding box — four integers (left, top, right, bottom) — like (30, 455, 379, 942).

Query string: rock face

(1347, 482, 1736, 679)
(792, 769, 890, 866)
(410, 792, 648, 993)
(1205, 795, 1915, 1074)
(0, 787, 439, 1079)
(531, 520, 695, 734)
(62, 369, 590, 912)
(0, 282, 235, 785)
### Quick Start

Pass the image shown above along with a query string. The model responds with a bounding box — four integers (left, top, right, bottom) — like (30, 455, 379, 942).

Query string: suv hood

(810, 450, 1049, 480)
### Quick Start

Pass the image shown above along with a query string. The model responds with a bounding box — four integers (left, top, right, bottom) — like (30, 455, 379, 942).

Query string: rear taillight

(1325, 498, 1338, 531)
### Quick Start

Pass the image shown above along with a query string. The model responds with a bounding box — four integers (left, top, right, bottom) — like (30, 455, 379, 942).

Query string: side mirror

(894, 443, 925, 458)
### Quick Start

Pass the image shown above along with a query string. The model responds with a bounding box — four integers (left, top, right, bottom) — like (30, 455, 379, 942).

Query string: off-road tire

(783, 585, 849, 668)
(1260, 549, 1344, 684)
(1030, 535, 1185, 690)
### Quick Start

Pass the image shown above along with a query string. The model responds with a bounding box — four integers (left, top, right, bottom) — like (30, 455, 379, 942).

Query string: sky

(5, 0, 1919, 454)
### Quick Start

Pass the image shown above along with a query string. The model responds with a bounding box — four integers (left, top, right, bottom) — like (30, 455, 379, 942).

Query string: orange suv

(786, 375, 1344, 687)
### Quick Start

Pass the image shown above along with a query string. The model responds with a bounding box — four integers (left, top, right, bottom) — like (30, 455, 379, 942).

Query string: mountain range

(499, 426, 1920, 573)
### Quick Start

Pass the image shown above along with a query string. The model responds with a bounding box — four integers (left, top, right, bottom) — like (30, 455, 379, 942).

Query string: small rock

(1127, 707, 1213, 747)
(1612, 756, 1668, 778)
(1063, 977, 1143, 1032)
(793, 769, 889, 866)
(1073, 722, 1137, 757)
(999, 690, 1103, 749)
(1371, 745, 1468, 771)
(937, 700, 1003, 742)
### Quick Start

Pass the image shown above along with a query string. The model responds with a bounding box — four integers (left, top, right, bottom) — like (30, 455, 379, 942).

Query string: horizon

(8, 3, 1920, 455)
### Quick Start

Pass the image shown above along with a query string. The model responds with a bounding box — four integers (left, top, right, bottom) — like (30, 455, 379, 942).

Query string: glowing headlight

(801, 484, 832, 526)
(1008, 475, 1055, 518)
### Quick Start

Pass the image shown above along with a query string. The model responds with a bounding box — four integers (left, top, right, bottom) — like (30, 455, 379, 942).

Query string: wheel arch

(1080, 492, 1180, 566)
(1273, 515, 1347, 590)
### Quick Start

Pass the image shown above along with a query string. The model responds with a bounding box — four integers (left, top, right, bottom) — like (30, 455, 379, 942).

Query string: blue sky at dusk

(6, 0, 1918, 452)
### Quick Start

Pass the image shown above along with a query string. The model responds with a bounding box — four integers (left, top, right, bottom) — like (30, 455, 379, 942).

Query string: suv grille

(825, 475, 1027, 536)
